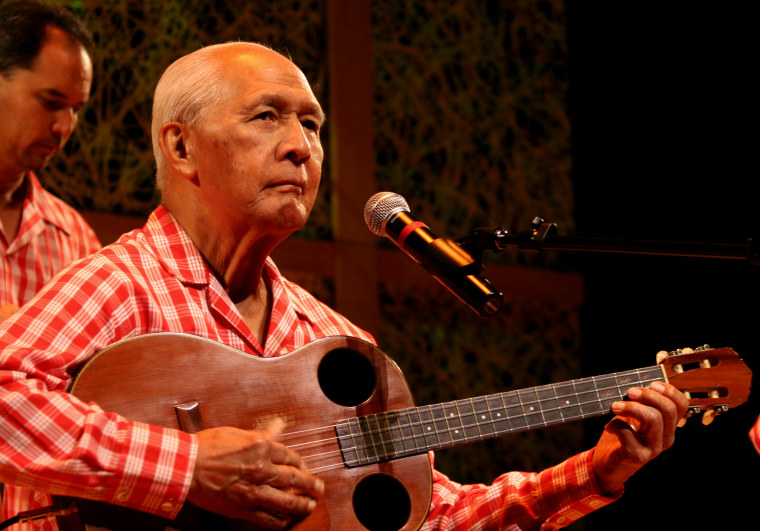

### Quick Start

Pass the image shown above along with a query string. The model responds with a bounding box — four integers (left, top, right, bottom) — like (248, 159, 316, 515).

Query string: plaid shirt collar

(140, 204, 315, 327)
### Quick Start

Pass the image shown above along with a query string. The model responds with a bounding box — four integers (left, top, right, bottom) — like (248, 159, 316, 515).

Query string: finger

(653, 381, 690, 419)
(235, 482, 318, 516)
(245, 507, 291, 530)
(605, 417, 642, 449)
(646, 382, 683, 446)
(262, 419, 313, 473)
(631, 383, 685, 447)
(614, 384, 684, 453)
(241, 458, 325, 499)
(264, 417, 286, 440)
(611, 396, 665, 452)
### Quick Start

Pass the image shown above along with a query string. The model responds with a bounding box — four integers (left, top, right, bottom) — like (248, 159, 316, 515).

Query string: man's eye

(302, 119, 319, 132)
(253, 111, 275, 121)
(40, 98, 64, 111)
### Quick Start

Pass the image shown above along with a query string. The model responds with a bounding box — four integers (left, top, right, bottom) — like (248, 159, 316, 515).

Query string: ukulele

(44, 333, 751, 530)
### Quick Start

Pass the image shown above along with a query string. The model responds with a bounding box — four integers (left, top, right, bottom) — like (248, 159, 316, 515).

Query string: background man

(0, 0, 101, 320)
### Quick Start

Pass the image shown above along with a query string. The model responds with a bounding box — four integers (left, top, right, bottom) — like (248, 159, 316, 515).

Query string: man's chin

(274, 203, 311, 231)
(21, 156, 53, 172)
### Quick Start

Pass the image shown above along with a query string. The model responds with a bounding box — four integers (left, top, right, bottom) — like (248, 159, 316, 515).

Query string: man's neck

(0, 171, 27, 204)
(0, 173, 27, 242)
(234, 273, 272, 349)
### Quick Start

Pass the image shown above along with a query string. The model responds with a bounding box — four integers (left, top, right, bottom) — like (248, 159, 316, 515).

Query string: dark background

(567, 3, 757, 529)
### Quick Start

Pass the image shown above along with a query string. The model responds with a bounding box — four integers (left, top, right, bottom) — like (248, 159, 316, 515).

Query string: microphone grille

(364, 192, 410, 236)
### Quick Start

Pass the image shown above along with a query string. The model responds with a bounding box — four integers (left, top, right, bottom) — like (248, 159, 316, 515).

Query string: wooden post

(326, 0, 380, 335)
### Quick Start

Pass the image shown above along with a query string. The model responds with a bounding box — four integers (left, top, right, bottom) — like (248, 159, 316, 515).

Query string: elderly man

(0, 42, 688, 530)
(0, 1, 101, 320)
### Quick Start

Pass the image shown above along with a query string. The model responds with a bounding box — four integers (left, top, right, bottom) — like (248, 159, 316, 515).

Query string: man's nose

(51, 107, 78, 140)
(278, 116, 312, 165)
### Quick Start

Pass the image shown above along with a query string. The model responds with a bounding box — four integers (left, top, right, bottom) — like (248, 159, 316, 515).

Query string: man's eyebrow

(40, 88, 67, 99)
(250, 94, 325, 124)
(40, 88, 88, 106)
(310, 104, 326, 125)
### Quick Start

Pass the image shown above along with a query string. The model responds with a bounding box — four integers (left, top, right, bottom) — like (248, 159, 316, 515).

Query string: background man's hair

(0, 0, 95, 76)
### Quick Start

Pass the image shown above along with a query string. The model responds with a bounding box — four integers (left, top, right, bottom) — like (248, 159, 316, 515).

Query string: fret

(472, 397, 495, 438)
(405, 407, 427, 452)
(349, 418, 368, 465)
(616, 369, 641, 397)
(575, 376, 605, 417)
(645, 366, 665, 385)
(503, 391, 526, 431)
(418, 405, 440, 449)
(616, 369, 643, 389)
(443, 402, 466, 445)
(517, 388, 544, 428)
(595, 374, 621, 412)
(335, 418, 368, 467)
(457, 398, 479, 440)
(362, 414, 385, 462)
(536, 384, 562, 425)
(486, 394, 510, 435)
(429, 404, 453, 447)
(384, 410, 412, 458)
(395, 408, 419, 457)
(554, 381, 582, 421)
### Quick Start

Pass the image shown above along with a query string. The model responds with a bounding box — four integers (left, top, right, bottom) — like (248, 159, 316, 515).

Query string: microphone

(364, 192, 503, 317)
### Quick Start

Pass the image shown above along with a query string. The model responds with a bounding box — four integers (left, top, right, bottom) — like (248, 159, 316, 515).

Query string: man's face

(185, 48, 325, 238)
(0, 28, 93, 182)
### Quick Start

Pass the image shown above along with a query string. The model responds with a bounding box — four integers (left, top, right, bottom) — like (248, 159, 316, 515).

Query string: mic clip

(457, 218, 559, 258)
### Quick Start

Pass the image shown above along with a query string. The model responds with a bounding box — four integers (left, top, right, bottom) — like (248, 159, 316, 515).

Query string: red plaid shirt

(0, 172, 101, 307)
(750, 416, 760, 455)
(0, 205, 615, 530)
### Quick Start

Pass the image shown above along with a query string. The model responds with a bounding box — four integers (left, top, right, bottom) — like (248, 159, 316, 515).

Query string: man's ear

(158, 122, 196, 180)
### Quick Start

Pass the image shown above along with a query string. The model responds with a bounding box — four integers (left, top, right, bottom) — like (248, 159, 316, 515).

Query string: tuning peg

(702, 405, 729, 426)
(656, 346, 697, 366)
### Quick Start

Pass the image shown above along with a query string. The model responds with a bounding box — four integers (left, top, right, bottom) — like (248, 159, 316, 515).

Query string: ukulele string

(277, 424, 348, 473)
(271, 371, 664, 473)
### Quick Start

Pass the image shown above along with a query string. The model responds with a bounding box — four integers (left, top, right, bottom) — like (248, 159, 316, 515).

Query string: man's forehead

(224, 53, 322, 109)
(231, 51, 309, 87)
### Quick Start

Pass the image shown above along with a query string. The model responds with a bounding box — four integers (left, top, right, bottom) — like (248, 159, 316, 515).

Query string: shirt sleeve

(750, 415, 760, 455)
(0, 258, 196, 519)
(423, 449, 619, 530)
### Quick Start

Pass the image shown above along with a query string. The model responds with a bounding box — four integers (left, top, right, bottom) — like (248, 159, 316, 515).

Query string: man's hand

(188, 420, 325, 529)
(592, 381, 689, 494)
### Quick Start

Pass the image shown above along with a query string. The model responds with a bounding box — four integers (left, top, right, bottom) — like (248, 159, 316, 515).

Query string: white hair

(151, 42, 274, 189)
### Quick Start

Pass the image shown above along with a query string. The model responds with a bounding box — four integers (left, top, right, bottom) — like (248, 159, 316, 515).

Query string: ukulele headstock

(656, 345, 752, 425)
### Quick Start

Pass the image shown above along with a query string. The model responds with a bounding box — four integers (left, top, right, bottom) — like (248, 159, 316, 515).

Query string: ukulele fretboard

(336, 365, 664, 467)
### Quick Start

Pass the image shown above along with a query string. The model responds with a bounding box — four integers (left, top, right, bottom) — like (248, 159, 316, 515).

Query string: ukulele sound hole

(353, 473, 411, 531)
(317, 348, 376, 407)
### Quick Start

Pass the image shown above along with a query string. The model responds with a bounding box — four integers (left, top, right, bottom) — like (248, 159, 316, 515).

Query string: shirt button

(556, 516, 567, 524)
(115, 489, 128, 502)
(161, 500, 175, 512)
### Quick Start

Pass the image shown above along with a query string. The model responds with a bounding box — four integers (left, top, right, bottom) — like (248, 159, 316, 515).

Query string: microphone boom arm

(458, 218, 759, 265)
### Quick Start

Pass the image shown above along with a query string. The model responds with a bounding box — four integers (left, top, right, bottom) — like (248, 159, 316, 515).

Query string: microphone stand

(457, 217, 759, 265)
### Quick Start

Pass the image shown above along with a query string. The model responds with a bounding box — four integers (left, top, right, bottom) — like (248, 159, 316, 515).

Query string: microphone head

(364, 192, 410, 236)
